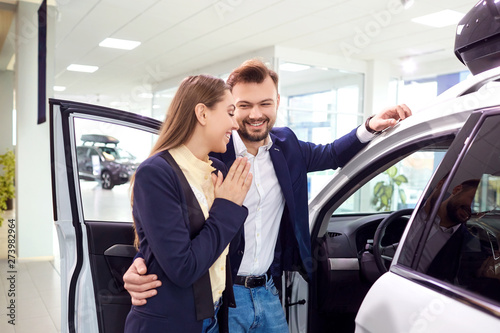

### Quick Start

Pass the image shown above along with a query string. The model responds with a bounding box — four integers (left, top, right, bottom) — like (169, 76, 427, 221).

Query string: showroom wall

(15, 1, 55, 259)
(0, 70, 13, 153)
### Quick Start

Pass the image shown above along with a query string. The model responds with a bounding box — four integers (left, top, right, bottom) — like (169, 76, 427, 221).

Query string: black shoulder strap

(160, 151, 207, 237)
(159, 150, 214, 320)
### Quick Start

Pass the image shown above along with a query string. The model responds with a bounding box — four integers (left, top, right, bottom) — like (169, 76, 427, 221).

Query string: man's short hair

(460, 179, 480, 192)
(227, 58, 279, 91)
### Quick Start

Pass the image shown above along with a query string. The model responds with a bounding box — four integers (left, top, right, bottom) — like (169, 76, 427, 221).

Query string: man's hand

(123, 257, 162, 306)
(369, 104, 412, 132)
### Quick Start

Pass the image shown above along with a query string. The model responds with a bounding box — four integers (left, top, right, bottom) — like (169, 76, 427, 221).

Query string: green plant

(371, 165, 408, 211)
(0, 149, 15, 226)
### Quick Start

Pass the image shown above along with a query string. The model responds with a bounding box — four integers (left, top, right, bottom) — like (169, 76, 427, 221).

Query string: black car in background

(76, 134, 139, 189)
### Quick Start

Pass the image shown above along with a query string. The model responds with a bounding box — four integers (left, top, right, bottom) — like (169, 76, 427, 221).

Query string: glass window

(334, 150, 446, 215)
(399, 113, 500, 305)
(278, 63, 364, 199)
(73, 117, 157, 222)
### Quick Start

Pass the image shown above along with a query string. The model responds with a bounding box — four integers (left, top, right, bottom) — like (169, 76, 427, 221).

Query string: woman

(124, 75, 252, 332)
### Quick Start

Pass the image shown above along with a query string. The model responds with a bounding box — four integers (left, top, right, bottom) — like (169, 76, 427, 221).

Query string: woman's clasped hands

(212, 157, 252, 206)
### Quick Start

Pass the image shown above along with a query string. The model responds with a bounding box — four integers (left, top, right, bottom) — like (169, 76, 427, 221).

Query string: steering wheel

(373, 208, 414, 274)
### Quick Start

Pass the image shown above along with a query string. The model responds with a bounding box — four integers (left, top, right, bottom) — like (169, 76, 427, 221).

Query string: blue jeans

(201, 298, 221, 333)
(228, 276, 289, 333)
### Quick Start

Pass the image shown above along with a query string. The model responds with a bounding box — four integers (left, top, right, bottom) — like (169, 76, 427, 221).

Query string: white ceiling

(0, 0, 479, 112)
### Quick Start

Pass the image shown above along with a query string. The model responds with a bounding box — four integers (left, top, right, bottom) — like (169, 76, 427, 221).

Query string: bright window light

(7, 54, 15, 71)
(411, 10, 465, 28)
(53, 86, 66, 92)
(67, 64, 99, 73)
(99, 38, 141, 50)
(279, 63, 311, 72)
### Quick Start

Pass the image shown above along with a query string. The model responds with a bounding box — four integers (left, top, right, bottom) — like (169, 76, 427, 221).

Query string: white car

(286, 66, 500, 333)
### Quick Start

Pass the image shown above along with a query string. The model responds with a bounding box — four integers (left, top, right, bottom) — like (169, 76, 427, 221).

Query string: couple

(124, 59, 412, 333)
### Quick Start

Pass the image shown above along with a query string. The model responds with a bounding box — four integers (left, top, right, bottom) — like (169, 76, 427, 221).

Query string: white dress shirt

(233, 125, 374, 276)
(232, 131, 285, 276)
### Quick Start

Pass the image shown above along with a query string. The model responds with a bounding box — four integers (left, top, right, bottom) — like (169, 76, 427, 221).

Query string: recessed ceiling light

(401, 0, 414, 9)
(67, 64, 99, 73)
(402, 58, 417, 73)
(279, 63, 311, 72)
(53, 86, 66, 92)
(99, 38, 141, 50)
(411, 10, 465, 28)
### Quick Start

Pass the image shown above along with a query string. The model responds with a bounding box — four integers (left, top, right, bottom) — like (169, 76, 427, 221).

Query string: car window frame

(391, 108, 500, 320)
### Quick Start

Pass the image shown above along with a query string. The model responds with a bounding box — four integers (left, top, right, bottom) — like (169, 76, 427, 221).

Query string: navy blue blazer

(210, 126, 367, 281)
(426, 223, 469, 283)
(125, 152, 249, 333)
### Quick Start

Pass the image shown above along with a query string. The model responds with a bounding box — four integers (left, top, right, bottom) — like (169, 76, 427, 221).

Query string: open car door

(49, 99, 161, 333)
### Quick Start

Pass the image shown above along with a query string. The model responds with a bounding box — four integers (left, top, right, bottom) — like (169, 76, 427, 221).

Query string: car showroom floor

(0, 206, 62, 333)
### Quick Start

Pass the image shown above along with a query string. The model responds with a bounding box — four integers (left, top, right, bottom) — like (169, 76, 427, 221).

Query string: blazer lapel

(269, 140, 296, 223)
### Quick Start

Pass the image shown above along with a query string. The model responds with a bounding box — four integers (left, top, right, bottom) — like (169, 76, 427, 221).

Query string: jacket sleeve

(297, 127, 368, 172)
(133, 159, 248, 288)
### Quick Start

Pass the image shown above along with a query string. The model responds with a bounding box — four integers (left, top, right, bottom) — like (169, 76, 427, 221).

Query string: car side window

(334, 149, 446, 215)
(399, 114, 500, 305)
(74, 117, 157, 222)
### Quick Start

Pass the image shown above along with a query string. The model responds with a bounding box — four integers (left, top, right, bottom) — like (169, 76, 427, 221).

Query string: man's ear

(452, 184, 463, 195)
(276, 93, 280, 110)
(195, 103, 207, 126)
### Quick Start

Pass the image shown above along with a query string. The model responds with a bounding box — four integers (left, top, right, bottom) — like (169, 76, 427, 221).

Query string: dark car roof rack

(81, 134, 119, 146)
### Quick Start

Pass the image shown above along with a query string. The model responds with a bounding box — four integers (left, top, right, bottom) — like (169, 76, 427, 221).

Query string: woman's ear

(195, 103, 207, 126)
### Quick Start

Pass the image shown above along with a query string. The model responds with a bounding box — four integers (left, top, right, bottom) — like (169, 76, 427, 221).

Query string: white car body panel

(51, 106, 104, 333)
(355, 272, 500, 333)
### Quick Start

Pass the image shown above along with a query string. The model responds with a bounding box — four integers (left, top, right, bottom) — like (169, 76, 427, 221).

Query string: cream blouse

(169, 145, 228, 304)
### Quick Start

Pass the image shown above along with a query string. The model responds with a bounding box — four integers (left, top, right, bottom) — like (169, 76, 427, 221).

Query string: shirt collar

(232, 130, 273, 157)
(432, 215, 461, 234)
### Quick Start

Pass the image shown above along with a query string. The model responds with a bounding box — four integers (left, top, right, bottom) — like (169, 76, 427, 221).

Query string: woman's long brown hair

(131, 74, 230, 248)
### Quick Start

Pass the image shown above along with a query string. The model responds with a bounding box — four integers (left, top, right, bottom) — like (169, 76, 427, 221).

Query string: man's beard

(237, 118, 273, 142)
(446, 201, 472, 225)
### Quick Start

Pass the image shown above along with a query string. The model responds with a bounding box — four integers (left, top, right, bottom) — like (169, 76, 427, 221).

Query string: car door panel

(50, 99, 161, 333)
(355, 271, 500, 333)
(86, 222, 135, 333)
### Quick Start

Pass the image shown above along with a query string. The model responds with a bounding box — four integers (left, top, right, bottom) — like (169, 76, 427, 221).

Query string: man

(400, 178, 480, 281)
(124, 59, 412, 332)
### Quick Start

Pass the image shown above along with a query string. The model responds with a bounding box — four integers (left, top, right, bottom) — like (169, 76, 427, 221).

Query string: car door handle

(104, 244, 137, 258)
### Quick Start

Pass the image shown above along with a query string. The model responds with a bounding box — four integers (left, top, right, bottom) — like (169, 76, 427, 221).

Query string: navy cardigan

(124, 152, 248, 333)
